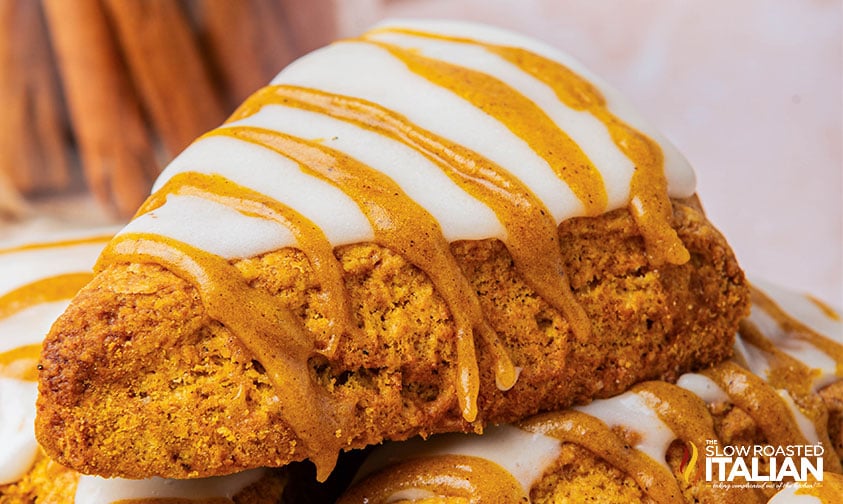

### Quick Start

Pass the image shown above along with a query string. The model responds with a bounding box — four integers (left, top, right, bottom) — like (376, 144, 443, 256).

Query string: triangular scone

(0, 231, 289, 503)
(36, 20, 749, 481)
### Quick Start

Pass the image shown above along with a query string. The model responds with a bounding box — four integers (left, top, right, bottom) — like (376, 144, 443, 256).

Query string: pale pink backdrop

(5, 0, 840, 307)
(340, 0, 842, 307)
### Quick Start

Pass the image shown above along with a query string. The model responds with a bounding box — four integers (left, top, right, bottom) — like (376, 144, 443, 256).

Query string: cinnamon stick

(42, 0, 158, 217)
(198, 0, 296, 108)
(0, 0, 70, 197)
(103, 0, 226, 157)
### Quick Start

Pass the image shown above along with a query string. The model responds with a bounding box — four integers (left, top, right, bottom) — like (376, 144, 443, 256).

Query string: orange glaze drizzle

(0, 273, 92, 320)
(209, 125, 517, 422)
(0, 234, 112, 256)
(806, 294, 841, 322)
(229, 85, 591, 345)
(738, 321, 843, 474)
(337, 454, 528, 504)
(700, 362, 813, 449)
(98, 233, 347, 481)
(0, 272, 93, 382)
(633, 382, 766, 502)
(368, 27, 689, 265)
(520, 409, 684, 503)
(362, 40, 608, 217)
(135, 171, 354, 357)
(0, 242, 100, 381)
(750, 286, 843, 376)
(0, 344, 42, 381)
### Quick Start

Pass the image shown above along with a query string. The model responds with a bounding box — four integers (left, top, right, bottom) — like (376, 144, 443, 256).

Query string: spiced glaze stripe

(340, 282, 843, 502)
(0, 231, 281, 503)
(110, 19, 695, 472)
(0, 231, 113, 486)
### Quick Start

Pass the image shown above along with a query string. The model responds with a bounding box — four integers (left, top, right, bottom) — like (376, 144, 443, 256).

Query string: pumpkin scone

(36, 20, 749, 482)
(0, 231, 290, 503)
(339, 280, 843, 503)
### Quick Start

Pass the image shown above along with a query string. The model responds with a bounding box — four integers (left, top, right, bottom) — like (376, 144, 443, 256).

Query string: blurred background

(0, 0, 840, 306)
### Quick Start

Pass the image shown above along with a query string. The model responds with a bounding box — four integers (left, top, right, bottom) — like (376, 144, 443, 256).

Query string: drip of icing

(777, 389, 819, 444)
(676, 372, 729, 404)
(139, 171, 354, 356)
(0, 378, 38, 485)
(74, 468, 266, 504)
(574, 389, 675, 470)
(338, 455, 527, 504)
(99, 234, 346, 480)
(0, 233, 283, 501)
(208, 125, 517, 420)
(364, 26, 688, 265)
(355, 425, 561, 493)
(229, 84, 591, 344)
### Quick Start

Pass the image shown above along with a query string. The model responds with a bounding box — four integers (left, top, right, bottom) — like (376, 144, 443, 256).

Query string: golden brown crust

(36, 198, 748, 479)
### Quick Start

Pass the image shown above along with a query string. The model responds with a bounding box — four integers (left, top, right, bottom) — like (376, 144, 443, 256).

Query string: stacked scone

(338, 280, 843, 503)
(0, 18, 833, 503)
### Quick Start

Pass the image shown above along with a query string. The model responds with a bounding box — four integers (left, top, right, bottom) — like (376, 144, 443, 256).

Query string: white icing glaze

(777, 389, 820, 444)
(767, 484, 823, 503)
(274, 40, 587, 222)
(734, 337, 773, 382)
(153, 134, 375, 247)
(0, 378, 38, 485)
(119, 193, 298, 260)
(0, 233, 111, 486)
(0, 300, 71, 355)
(356, 424, 561, 493)
(364, 29, 636, 211)
(74, 468, 266, 504)
(575, 390, 675, 470)
(0, 240, 106, 296)
(370, 18, 697, 199)
(226, 104, 507, 242)
(752, 277, 842, 345)
(676, 372, 729, 404)
(749, 279, 840, 389)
